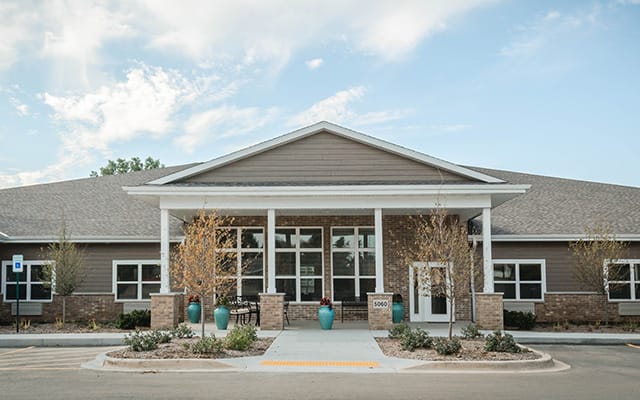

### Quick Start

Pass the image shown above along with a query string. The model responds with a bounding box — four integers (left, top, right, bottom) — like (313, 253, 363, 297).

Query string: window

(220, 227, 265, 297)
(493, 260, 545, 301)
(332, 227, 376, 301)
(113, 261, 161, 301)
(608, 260, 640, 301)
(275, 227, 323, 302)
(2, 260, 53, 302)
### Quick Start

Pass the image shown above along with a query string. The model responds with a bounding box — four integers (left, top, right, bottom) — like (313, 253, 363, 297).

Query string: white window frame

(607, 259, 640, 302)
(493, 259, 546, 302)
(112, 260, 161, 302)
(221, 227, 265, 297)
(274, 227, 324, 303)
(2, 260, 53, 303)
(331, 226, 376, 301)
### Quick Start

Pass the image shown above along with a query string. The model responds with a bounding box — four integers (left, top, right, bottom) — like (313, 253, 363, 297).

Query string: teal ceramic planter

(214, 305, 230, 330)
(318, 305, 335, 330)
(187, 302, 201, 323)
(392, 302, 404, 323)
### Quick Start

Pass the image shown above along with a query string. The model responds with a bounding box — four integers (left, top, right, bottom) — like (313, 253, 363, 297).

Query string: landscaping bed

(108, 337, 274, 359)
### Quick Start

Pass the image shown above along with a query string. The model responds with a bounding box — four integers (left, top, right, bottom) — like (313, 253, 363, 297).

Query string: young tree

(570, 223, 628, 325)
(89, 156, 164, 177)
(170, 210, 241, 337)
(402, 207, 479, 339)
(42, 227, 86, 324)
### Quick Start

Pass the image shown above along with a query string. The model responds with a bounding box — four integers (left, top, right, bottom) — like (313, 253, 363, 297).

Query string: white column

(160, 208, 170, 294)
(374, 208, 385, 293)
(482, 207, 494, 293)
(267, 208, 276, 294)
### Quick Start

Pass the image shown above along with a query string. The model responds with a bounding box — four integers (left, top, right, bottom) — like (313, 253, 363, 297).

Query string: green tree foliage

(42, 227, 86, 324)
(89, 157, 164, 177)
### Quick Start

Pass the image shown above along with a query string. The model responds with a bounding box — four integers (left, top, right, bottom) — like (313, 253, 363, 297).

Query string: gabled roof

(469, 167, 640, 237)
(148, 121, 505, 185)
(0, 164, 197, 241)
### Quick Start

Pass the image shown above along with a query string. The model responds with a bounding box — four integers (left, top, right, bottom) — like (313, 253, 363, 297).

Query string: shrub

(461, 323, 483, 339)
(171, 323, 195, 338)
(503, 310, 536, 330)
(388, 322, 411, 339)
(115, 310, 151, 329)
(485, 331, 521, 353)
(433, 337, 462, 355)
(400, 328, 432, 352)
(151, 330, 173, 344)
(123, 330, 159, 352)
(225, 324, 258, 351)
(190, 335, 224, 354)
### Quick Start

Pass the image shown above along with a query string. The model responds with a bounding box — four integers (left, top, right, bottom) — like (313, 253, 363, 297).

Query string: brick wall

(0, 294, 124, 325)
(535, 293, 620, 323)
(260, 293, 284, 330)
(367, 293, 393, 330)
(476, 293, 504, 330)
(150, 293, 184, 329)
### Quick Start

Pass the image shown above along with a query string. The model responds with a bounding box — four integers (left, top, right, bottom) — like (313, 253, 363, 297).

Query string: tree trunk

(201, 304, 205, 338)
(603, 294, 609, 326)
(448, 297, 455, 339)
(62, 296, 66, 325)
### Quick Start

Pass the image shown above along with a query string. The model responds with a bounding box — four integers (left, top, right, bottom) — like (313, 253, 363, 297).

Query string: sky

(1, 0, 639, 189)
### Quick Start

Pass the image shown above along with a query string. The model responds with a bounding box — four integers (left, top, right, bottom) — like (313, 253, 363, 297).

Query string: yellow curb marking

(261, 360, 379, 368)
(0, 346, 34, 357)
(626, 343, 640, 350)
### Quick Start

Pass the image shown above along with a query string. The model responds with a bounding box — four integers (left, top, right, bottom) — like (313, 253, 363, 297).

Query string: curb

(400, 347, 569, 374)
(84, 352, 240, 373)
(513, 337, 640, 345)
(0, 336, 125, 348)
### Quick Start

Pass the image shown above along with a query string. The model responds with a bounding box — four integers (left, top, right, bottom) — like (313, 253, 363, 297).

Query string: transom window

(493, 260, 545, 301)
(2, 260, 53, 302)
(220, 227, 265, 297)
(608, 260, 640, 301)
(331, 227, 376, 301)
(113, 261, 161, 301)
(275, 227, 323, 302)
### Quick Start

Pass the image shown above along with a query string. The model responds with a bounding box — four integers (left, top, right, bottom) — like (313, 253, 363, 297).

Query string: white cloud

(305, 58, 324, 70)
(0, 2, 39, 70)
(9, 97, 29, 116)
(288, 86, 411, 128)
(176, 105, 279, 153)
(544, 11, 561, 21)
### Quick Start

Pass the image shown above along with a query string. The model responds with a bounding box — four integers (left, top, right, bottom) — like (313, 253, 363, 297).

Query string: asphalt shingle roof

(468, 167, 640, 235)
(0, 164, 198, 240)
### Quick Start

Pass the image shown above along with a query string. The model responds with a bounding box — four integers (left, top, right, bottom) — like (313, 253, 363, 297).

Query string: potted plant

(392, 293, 404, 323)
(318, 297, 335, 330)
(187, 294, 201, 323)
(214, 295, 231, 330)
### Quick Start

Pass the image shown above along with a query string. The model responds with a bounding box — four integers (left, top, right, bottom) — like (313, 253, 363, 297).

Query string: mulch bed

(376, 338, 540, 361)
(107, 337, 274, 359)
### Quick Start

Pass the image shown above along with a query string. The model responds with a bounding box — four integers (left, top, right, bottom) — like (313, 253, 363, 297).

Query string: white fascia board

(469, 234, 640, 242)
(125, 183, 530, 197)
(5, 236, 184, 243)
(147, 121, 505, 185)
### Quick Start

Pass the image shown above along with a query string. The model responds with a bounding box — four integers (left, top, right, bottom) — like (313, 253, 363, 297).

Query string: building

(1, 122, 639, 329)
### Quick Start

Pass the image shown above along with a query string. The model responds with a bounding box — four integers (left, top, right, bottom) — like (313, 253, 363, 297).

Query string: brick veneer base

(150, 293, 184, 329)
(367, 292, 393, 330)
(476, 293, 504, 330)
(535, 293, 621, 323)
(0, 294, 124, 324)
(260, 293, 285, 330)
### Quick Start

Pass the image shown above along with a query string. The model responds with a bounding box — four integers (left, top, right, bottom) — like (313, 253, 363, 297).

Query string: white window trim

(112, 260, 161, 302)
(274, 226, 324, 303)
(607, 259, 640, 302)
(2, 260, 53, 303)
(221, 227, 265, 297)
(331, 226, 376, 301)
(492, 259, 546, 302)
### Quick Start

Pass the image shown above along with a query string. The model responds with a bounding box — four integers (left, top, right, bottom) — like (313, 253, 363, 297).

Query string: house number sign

(373, 300, 389, 309)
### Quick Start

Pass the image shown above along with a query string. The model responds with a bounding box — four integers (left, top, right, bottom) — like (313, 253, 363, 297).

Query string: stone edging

(400, 346, 568, 373)
(97, 353, 239, 372)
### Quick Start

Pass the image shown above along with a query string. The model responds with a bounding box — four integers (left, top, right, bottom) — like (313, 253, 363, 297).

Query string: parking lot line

(626, 343, 640, 350)
(0, 346, 35, 357)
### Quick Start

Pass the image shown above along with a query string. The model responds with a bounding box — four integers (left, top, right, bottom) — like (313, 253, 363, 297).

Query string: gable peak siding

(181, 131, 477, 185)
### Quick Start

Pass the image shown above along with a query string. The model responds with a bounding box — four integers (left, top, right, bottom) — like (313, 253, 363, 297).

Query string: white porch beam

(267, 209, 276, 294)
(375, 208, 385, 293)
(482, 207, 493, 293)
(160, 208, 170, 294)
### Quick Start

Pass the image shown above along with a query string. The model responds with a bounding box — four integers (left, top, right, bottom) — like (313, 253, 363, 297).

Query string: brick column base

(476, 293, 504, 330)
(150, 293, 184, 329)
(260, 293, 285, 330)
(367, 292, 393, 330)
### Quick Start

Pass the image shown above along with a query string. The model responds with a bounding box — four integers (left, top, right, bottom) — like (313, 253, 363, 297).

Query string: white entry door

(409, 262, 452, 322)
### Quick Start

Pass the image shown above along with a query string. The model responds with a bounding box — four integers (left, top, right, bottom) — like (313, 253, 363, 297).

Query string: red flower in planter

(320, 297, 333, 310)
(188, 294, 200, 304)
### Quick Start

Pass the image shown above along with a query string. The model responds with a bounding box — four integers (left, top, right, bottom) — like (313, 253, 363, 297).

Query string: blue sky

(1, 0, 639, 188)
